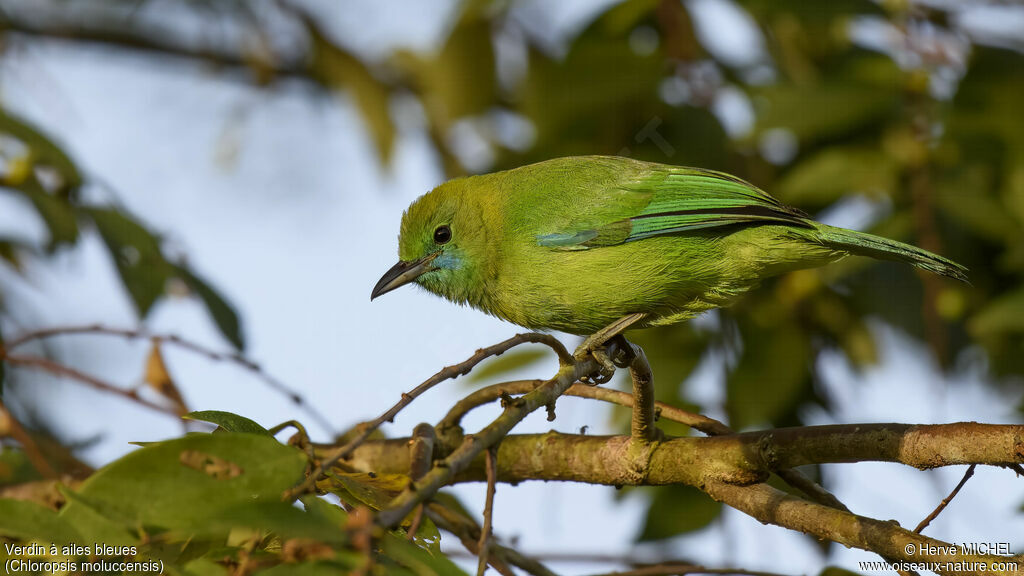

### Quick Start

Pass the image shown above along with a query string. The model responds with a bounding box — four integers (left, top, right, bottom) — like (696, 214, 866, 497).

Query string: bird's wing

(537, 167, 813, 250)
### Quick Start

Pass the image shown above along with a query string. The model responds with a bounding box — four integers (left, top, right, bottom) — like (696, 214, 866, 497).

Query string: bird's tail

(813, 223, 969, 282)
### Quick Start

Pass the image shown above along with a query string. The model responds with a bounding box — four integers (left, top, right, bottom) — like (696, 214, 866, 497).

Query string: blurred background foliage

(1, 0, 1023, 557)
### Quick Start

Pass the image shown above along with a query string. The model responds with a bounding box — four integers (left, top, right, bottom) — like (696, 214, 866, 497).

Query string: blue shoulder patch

(536, 230, 598, 249)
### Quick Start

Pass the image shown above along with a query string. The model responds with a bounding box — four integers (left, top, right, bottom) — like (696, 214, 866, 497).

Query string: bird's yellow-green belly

(484, 226, 837, 335)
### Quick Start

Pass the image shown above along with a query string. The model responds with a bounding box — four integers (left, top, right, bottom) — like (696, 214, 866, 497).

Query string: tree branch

(340, 423, 1024, 574)
(374, 342, 618, 527)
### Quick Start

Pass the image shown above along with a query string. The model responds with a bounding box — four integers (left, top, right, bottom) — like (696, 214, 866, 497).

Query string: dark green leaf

(381, 532, 467, 576)
(181, 558, 231, 576)
(637, 485, 721, 541)
(56, 487, 139, 545)
(184, 411, 270, 436)
(0, 447, 42, 486)
(199, 501, 348, 544)
(60, 432, 307, 533)
(970, 287, 1024, 337)
(17, 178, 79, 249)
(754, 83, 896, 143)
(84, 208, 173, 317)
(306, 21, 395, 164)
(255, 561, 360, 576)
(777, 147, 898, 208)
(301, 495, 348, 527)
(0, 109, 82, 192)
(405, 11, 496, 122)
(175, 264, 246, 350)
(330, 472, 408, 510)
(0, 499, 80, 543)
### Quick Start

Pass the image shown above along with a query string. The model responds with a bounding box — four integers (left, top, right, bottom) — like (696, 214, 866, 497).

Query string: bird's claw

(576, 339, 631, 385)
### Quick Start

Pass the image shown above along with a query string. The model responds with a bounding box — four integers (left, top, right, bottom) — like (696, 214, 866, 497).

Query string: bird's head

(371, 179, 490, 304)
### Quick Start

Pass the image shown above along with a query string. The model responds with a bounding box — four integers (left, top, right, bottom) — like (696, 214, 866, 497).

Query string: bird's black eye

(433, 225, 452, 245)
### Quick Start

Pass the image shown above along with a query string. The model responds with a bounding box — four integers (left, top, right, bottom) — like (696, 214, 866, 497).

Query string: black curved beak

(370, 253, 439, 300)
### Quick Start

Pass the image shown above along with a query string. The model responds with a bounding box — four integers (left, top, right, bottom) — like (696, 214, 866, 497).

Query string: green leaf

(970, 287, 1024, 337)
(84, 207, 173, 317)
(60, 432, 307, 534)
(0, 109, 82, 191)
(17, 178, 80, 250)
(466, 348, 549, 383)
(381, 532, 467, 576)
(0, 235, 35, 271)
(754, 83, 896, 143)
(57, 487, 140, 544)
(255, 561, 359, 576)
(181, 558, 231, 576)
(410, 516, 442, 553)
(330, 472, 408, 510)
(397, 9, 497, 124)
(0, 447, 43, 486)
(935, 165, 1018, 242)
(175, 265, 246, 350)
(184, 411, 270, 436)
(306, 21, 395, 164)
(777, 147, 898, 208)
(637, 485, 722, 541)
(301, 495, 348, 527)
(742, 0, 883, 21)
(0, 499, 81, 543)
(199, 501, 348, 544)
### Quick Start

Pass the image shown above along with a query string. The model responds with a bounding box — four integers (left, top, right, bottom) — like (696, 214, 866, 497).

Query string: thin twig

(426, 503, 556, 576)
(3, 353, 178, 416)
(285, 333, 572, 501)
(437, 380, 728, 436)
(477, 448, 498, 576)
(0, 400, 57, 479)
(373, 342, 618, 528)
(914, 464, 976, 533)
(5, 324, 336, 434)
(424, 506, 518, 576)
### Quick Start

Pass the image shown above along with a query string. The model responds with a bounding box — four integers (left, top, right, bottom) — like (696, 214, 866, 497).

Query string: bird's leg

(574, 313, 647, 382)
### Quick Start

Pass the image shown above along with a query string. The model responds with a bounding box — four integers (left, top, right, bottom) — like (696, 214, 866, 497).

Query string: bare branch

(4, 324, 335, 433)
(3, 353, 178, 416)
(374, 342, 619, 527)
(477, 448, 498, 576)
(0, 8, 311, 85)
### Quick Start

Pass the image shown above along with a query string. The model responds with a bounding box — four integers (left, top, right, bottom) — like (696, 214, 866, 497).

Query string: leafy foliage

(0, 415, 463, 575)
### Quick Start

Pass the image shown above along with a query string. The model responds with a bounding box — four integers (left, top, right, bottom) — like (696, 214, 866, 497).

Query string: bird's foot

(574, 313, 646, 384)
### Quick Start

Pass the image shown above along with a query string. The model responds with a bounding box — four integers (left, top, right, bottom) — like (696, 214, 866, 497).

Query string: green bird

(371, 156, 966, 336)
